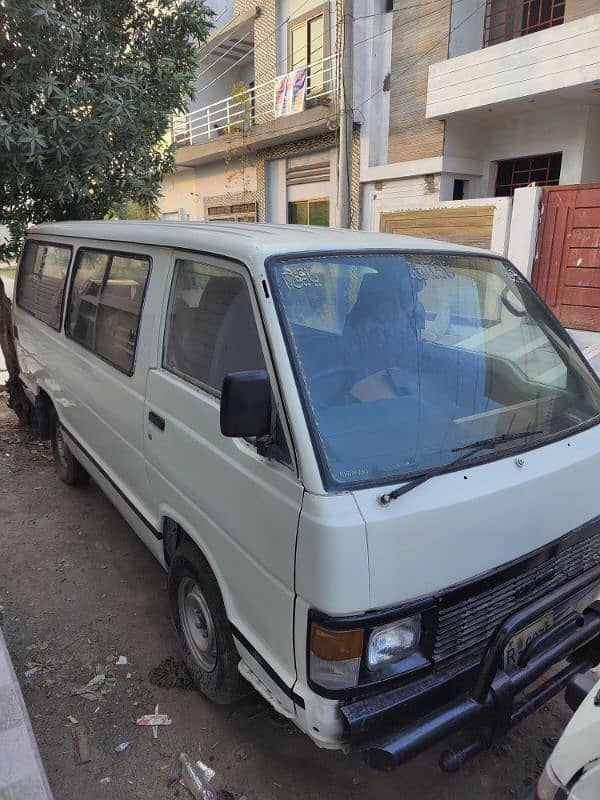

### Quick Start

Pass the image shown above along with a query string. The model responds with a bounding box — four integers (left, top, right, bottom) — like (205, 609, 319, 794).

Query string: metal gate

(533, 184, 600, 332)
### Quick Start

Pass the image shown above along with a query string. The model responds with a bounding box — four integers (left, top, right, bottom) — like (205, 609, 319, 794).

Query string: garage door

(380, 206, 495, 249)
(532, 184, 600, 332)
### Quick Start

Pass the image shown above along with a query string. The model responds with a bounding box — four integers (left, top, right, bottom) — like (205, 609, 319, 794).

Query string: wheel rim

(55, 425, 69, 470)
(178, 577, 217, 672)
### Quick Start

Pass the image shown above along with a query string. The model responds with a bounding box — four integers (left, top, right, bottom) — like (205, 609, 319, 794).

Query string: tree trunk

(0, 276, 35, 425)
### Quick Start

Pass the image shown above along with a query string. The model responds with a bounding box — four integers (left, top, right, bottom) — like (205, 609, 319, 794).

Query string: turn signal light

(310, 623, 364, 660)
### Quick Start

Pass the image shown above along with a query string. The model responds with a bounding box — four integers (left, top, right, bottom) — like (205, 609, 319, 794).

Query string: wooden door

(533, 184, 600, 332)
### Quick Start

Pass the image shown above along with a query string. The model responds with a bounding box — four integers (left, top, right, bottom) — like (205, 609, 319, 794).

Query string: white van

(12, 221, 600, 770)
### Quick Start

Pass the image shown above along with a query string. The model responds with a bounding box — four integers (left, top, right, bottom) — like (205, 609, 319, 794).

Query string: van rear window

(16, 241, 71, 330)
(66, 249, 150, 375)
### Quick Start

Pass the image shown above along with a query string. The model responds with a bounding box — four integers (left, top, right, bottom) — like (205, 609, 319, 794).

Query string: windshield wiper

(378, 429, 544, 507)
(451, 429, 544, 453)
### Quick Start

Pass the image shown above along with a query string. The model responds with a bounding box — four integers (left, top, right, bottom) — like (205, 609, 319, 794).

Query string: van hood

(352, 423, 600, 610)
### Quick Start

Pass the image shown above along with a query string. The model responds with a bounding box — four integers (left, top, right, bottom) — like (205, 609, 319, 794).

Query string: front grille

(433, 528, 600, 665)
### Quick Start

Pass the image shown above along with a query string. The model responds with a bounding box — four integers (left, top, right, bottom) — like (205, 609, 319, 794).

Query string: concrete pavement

(0, 627, 54, 800)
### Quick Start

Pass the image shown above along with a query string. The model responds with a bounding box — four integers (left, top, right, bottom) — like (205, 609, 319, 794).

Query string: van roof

(28, 220, 496, 266)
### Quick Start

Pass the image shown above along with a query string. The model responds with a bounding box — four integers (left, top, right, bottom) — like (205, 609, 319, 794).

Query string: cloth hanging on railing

(274, 66, 308, 118)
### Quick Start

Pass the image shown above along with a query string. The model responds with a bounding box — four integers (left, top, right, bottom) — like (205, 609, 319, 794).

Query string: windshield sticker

(409, 263, 455, 281)
(282, 267, 323, 289)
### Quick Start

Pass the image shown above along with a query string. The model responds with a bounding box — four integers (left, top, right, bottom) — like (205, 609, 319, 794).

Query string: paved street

(0, 398, 576, 800)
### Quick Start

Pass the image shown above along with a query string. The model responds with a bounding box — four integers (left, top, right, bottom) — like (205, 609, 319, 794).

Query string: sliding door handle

(148, 410, 165, 431)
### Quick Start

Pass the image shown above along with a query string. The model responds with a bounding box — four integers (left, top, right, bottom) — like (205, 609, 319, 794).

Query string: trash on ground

(73, 725, 92, 764)
(115, 655, 128, 665)
(104, 676, 117, 688)
(24, 666, 39, 678)
(135, 713, 172, 726)
(114, 741, 132, 753)
(72, 673, 105, 696)
(67, 715, 78, 725)
(180, 752, 217, 800)
(99, 777, 111, 784)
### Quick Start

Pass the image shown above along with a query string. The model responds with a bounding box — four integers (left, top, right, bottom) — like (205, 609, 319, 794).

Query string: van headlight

(367, 616, 421, 670)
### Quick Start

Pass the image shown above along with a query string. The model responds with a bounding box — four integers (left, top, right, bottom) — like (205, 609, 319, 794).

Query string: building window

(289, 5, 328, 94)
(453, 179, 466, 201)
(484, 0, 565, 47)
(16, 241, 71, 330)
(164, 259, 265, 395)
(288, 199, 330, 226)
(67, 249, 150, 375)
(494, 153, 562, 197)
(206, 202, 257, 223)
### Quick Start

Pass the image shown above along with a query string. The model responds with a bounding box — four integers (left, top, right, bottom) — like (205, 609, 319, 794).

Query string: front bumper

(341, 566, 600, 771)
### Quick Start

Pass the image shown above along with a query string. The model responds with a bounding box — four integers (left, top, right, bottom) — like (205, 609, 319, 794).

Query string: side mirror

(220, 370, 272, 438)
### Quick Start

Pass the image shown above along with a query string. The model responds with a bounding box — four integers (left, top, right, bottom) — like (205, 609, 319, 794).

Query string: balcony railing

(171, 54, 337, 147)
(483, 0, 565, 47)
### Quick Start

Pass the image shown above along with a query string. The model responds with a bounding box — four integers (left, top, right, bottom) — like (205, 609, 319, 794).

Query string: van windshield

(267, 252, 600, 489)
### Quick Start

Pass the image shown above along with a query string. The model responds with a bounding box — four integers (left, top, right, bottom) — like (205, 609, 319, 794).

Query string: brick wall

(234, 1, 278, 117)
(565, 0, 598, 22)
(387, 0, 451, 164)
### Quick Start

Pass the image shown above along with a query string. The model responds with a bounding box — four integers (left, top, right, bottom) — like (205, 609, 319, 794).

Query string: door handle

(148, 410, 165, 431)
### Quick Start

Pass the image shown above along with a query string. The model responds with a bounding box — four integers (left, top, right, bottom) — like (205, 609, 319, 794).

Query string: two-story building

(361, 0, 600, 332)
(161, 0, 600, 331)
(160, 0, 363, 228)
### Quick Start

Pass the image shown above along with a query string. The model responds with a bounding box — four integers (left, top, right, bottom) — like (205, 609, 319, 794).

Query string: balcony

(426, 13, 600, 120)
(172, 54, 337, 168)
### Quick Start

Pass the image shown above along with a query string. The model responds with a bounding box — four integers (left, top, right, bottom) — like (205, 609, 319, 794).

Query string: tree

(0, 0, 212, 420)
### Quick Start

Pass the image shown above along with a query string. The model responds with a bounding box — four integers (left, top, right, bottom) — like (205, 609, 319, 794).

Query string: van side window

(164, 259, 266, 394)
(16, 240, 71, 330)
(67, 249, 150, 375)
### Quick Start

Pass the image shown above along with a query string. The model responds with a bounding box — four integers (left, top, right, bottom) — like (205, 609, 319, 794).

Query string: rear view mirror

(220, 370, 271, 438)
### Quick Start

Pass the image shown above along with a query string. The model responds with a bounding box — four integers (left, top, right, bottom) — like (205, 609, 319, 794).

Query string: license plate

(503, 612, 554, 670)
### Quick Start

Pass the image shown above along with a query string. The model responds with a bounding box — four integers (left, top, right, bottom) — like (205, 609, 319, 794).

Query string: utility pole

(336, 0, 353, 229)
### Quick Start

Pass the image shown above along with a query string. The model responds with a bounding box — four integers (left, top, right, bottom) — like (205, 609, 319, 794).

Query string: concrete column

(507, 186, 542, 279)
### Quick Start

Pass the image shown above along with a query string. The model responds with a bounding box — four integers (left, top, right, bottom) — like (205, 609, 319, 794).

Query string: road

(0, 399, 574, 800)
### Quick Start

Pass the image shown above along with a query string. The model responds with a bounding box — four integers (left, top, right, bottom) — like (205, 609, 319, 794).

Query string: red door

(533, 184, 600, 332)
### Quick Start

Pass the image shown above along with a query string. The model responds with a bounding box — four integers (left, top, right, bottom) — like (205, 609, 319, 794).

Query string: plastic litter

(104, 676, 117, 688)
(115, 655, 128, 665)
(114, 741, 132, 753)
(24, 666, 39, 678)
(67, 715, 78, 725)
(136, 713, 172, 727)
(72, 673, 105, 695)
(99, 777, 111, 784)
(179, 752, 217, 800)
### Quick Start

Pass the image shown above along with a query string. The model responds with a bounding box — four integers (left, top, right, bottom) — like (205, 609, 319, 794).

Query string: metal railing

(483, 0, 565, 47)
(171, 53, 337, 147)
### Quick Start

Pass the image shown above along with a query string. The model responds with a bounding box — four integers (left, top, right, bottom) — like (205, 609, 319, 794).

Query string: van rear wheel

(52, 421, 89, 486)
(168, 542, 245, 705)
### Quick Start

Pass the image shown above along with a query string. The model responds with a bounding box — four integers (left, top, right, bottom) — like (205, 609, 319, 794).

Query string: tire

(168, 541, 245, 705)
(51, 418, 89, 486)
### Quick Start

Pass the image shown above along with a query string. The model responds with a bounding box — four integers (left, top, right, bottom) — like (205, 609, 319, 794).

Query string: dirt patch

(149, 656, 194, 690)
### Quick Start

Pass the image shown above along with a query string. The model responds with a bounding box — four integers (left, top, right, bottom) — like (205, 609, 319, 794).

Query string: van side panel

(143, 367, 304, 690)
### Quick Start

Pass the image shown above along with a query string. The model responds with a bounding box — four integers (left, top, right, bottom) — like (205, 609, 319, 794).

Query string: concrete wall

(507, 186, 542, 278)
(448, 0, 486, 57)
(428, 14, 600, 119)
(159, 162, 257, 219)
(581, 106, 600, 183)
(444, 103, 592, 197)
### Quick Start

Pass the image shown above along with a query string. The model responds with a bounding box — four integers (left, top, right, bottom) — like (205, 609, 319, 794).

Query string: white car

(11, 221, 600, 770)
(533, 673, 600, 799)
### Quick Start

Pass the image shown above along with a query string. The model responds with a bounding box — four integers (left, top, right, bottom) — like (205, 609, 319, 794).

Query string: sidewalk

(0, 627, 53, 799)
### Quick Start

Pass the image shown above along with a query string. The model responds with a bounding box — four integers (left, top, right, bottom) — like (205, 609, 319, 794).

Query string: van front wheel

(168, 542, 245, 705)
(52, 422, 89, 486)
